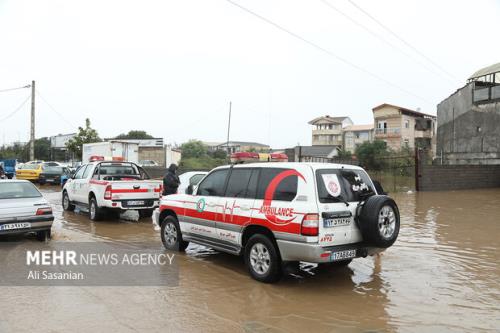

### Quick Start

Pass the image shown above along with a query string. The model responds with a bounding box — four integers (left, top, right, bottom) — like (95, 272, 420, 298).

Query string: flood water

(0, 187, 499, 332)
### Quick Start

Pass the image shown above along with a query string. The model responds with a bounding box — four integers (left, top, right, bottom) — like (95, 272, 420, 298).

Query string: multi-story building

(343, 125, 374, 153)
(308, 115, 353, 147)
(436, 62, 500, 164)
(372, 103, 436, 152)
(214, 141, 270, 154)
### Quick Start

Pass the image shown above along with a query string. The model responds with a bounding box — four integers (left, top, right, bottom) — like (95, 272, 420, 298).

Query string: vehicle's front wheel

(244, 234, 282, 283)
(62, 191, 75, 212)
(89, 197, 104, 221)
(139, 209, 154, 219)
(161, 215, 188, 251)
(36, 229, 51, 242)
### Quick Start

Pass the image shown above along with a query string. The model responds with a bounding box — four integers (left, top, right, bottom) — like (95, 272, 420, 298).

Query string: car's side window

(197, 169, 229, 197)
(256, 168, 298, 202)
(74, 165, 87, 179)
(189, 174, 205, 186)
(225, 169, 253, 198)
(245, 169, 260, 199)
(82, 165, 93, 179)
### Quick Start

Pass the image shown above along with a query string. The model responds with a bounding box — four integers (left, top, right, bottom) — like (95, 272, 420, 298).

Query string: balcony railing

(473, 85, 500, 103)
(375, 128, 401, 136)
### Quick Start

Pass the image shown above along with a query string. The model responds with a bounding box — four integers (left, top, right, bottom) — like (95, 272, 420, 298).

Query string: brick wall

(419, 164, 500, 191)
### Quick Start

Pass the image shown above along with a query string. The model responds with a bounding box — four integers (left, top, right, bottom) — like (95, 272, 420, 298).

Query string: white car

(155, 162, 400, 283)
(139, 160, 159, 167)
(62, 161, 162, 220)
(0, 180, 53, 241)
(177, 171, 208, 194)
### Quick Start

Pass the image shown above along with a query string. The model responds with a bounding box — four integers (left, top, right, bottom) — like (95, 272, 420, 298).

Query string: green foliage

(210, 149, 227, 159)
(180, 140, 207, 159)
(34, 137, 51, 161)
(337, 148, 352, 159)
(179, 157, 226, 171)
(355, 140, 389, 170)
(0, 138, 51, 161)
(114, 130, 154, 140)
(66, 118, 101, 158)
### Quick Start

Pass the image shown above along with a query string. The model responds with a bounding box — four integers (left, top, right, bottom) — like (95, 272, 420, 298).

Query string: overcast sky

(0, 0, 499, 148)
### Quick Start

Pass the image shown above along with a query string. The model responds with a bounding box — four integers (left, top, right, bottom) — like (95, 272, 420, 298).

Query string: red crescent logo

(263, 169, 306, 224)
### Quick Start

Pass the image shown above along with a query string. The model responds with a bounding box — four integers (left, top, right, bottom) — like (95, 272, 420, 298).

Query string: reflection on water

(2, 187, 497, 332)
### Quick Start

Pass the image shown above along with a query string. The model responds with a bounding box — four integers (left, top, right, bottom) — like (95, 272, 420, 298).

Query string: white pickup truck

(62, 161, 162, 220)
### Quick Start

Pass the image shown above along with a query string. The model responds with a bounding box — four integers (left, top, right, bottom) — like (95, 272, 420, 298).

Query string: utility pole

(226, 101, 232, 159)
(30, 80, 35, 161)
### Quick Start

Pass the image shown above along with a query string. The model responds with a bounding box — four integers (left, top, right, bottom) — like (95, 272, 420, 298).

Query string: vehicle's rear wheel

(139, 209, 154, 219)
(62, 191, 75, 212)
(161, 215, 188, 251)
(36, 229, 51, 242)
(89, 197, 104, 221)
(244, 234, 282, 283)
(358, 195, 400, 248)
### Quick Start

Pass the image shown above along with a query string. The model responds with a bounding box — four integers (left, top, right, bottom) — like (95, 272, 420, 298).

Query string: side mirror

(372, 180, 387, 195)
(186, 184, 194, 195)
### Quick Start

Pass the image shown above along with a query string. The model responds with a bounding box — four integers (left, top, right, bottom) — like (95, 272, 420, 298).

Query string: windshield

(21, 164, 39, 170)
(0, 182, 42, 199)
(42, 166, 64, 173)
(97, 163, 140, 177)
(316, 168, 374, 203)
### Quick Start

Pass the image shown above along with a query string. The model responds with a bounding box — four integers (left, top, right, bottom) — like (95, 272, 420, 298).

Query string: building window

(403, 139, 409, 146)
(405, 120, 410, 129)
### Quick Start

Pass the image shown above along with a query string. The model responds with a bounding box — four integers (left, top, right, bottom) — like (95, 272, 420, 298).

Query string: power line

(0, 95, 31, 122)
(347, 0, 459, 81)
(35, 89, 76, 129)
(224, 0, 433, 105)
(320, 0, 457, 85)
(0, 85, 31, 93)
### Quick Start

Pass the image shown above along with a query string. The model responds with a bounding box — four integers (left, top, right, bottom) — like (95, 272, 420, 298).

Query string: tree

(114, 130, 154, 140)
(34, 137, 51, 161)
(180, 140, 207, 159)
(66, 119, 101, 159)
(337, 148, 352, 159)
(355, 140, 389, 170)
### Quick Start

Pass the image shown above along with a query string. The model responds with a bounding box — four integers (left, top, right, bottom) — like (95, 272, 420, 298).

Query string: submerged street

(1, 186, 499, 333)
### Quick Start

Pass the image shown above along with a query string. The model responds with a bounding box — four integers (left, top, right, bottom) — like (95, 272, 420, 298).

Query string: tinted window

(99, 163, 139, 176)
(197, 169, 229, 197)
(256, 168, 298, 202)
(82, 165, 93, 179)
(0, 182, 42, 199)
(74, 165, 87, 179)
(316, 169, 374, 203)
(189, 174, 205, 186)
(225, 169, 253, 198)
(246, 169, 259, 199)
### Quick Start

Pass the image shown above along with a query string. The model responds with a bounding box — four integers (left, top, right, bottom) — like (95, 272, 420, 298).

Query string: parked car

(0, 159, 16, 179)
(16, 163, 44, 182)
(62, 159, 162, 220)
(39, 166, 72, 186)
(0, 180, 53, 241)
(177, 171, 208, 194)
(155, 162, 400, 283)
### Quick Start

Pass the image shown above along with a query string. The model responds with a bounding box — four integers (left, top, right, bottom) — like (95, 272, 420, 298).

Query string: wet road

(1, 186, 499, 332)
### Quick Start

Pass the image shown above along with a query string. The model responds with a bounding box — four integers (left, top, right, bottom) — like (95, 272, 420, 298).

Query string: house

(215, 141, 270, 154)
(436, 62, 500, 164)
(343, 124, 374, 153)
(285, 145, 339, 162)
(308, 115, 353, 146)
(372, 104, 436, 152)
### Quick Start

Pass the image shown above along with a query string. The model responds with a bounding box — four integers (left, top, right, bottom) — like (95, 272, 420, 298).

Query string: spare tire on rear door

(357, 195, 400, 248)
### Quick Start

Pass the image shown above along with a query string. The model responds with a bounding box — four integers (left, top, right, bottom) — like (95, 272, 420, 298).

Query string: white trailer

(82, 141, 139, 163)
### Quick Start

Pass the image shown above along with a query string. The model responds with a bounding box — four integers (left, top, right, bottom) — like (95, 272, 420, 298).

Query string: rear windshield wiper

(323, 194, 350, 207)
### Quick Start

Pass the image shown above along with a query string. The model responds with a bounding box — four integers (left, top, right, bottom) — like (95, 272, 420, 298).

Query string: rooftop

(308, 115, 351, 125)
(217, 141, 269, 147)
(468, 62, 500, 81)
(344, 124, 374, 132)
(372, 103, 436, 118)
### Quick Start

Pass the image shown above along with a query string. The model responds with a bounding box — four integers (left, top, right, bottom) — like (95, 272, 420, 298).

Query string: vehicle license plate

(331, 249, 356, 261)
(127, 200, 145, 206)
(0, 222, 31, 231)
(46, 178, 54, 182)
(324, 217, 351, 227)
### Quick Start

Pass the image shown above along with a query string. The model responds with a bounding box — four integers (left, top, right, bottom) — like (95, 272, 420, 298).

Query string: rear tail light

(301, 213, 319, 236)
(104, 185, 112, 200)
(36, 207, 52, 216)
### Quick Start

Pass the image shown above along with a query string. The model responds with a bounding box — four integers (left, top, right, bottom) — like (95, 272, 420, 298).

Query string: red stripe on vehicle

(112, 189, 149, 193)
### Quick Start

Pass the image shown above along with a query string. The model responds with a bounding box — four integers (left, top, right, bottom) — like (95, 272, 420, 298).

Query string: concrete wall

(419, 164, 500, 191)
(139, 147, 165, 167)
(436, 83, 500, 164)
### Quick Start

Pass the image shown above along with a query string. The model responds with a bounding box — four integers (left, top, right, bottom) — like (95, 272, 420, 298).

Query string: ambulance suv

(62, 159, 162, 220)
(156, 162, 400, 283)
